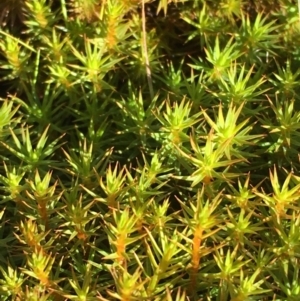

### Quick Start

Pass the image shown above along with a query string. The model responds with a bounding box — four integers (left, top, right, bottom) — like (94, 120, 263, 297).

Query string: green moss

(0, 0, 300, 300)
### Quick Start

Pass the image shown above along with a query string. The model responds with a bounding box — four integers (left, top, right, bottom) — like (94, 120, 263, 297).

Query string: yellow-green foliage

(0, 0, 300, 300)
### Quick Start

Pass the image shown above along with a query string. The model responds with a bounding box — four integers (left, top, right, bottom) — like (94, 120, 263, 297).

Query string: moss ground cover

(1, 0, 300, 300)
